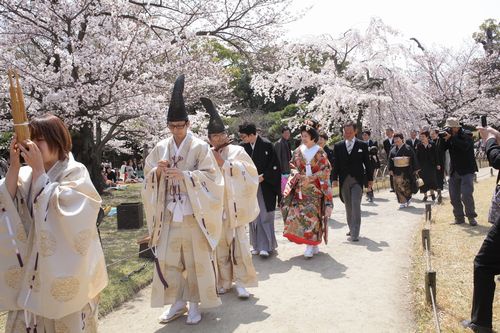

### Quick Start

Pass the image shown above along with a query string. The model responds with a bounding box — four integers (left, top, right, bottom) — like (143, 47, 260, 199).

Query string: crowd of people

(100, 158, 145, 188)
(0, 73, 496, 332)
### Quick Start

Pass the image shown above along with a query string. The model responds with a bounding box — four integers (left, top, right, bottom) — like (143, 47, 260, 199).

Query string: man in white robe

(141, 75, 224, 325)
(201, 97, 259, 299)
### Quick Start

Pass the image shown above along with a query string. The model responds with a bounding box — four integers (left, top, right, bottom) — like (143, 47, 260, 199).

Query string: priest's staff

(7, 69, 30, 144)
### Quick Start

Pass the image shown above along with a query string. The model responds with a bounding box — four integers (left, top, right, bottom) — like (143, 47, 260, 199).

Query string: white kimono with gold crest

(141, 132, 224, 309)
(0, 154, 108, 333)
(216, 145, 259, 290)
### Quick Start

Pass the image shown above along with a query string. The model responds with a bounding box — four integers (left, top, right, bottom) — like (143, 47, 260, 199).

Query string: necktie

(346, 140, 353, 154)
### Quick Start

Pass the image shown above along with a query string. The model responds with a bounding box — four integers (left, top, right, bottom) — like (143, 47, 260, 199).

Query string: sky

(285, 0, 499, 49)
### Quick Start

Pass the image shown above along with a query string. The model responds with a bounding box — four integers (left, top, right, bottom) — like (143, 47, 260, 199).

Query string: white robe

(141, 133, 225, 308)
(216, 145, 259, 289)
(0, 154, 108, 331)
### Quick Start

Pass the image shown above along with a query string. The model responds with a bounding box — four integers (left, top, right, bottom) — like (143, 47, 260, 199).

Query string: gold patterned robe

(0, 154, 108, 333)
(216, 145, 259, 290)
(142, 132, 224, 309)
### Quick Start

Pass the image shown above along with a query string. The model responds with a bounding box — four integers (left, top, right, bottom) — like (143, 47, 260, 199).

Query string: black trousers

(471, 216, 500, 328)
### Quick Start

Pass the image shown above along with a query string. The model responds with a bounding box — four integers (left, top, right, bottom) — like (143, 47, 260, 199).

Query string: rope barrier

(422, 203, 441, 333)
(429, 286, 442, 333)
(106, 247, 153, 268)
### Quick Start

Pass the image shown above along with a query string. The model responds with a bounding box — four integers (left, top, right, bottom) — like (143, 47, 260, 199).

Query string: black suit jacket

(332, 139, 373, 201)
(406, 138, 421, 151)
(242, 136, 281, 212)
(383, 137, 394, 158)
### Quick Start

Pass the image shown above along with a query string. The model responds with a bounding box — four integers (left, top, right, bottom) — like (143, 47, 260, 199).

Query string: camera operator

(441, 118, 479, 226)
(461, 126, 500, 333)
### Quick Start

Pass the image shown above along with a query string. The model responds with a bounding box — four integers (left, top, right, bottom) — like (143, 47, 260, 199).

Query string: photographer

(441, 118, 478, 226)
(461, 126, 500, 333)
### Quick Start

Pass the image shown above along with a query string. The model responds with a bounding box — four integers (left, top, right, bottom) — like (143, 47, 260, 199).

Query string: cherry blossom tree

(0, 0, 294, 191)
(251, 19, 436, 139)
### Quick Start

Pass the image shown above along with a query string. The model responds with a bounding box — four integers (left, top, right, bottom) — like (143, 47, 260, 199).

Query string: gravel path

(98, 178, 455, 333)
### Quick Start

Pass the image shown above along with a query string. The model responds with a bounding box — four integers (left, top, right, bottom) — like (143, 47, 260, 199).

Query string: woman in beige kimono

(0, 114, 108, 333)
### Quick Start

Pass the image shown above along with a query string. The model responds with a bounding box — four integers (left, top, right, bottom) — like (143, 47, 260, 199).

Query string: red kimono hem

(284, 233, 322, 245)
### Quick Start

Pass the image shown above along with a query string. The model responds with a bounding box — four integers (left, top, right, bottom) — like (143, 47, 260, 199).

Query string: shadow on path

(343, 237, 390, 252)
(254, 252, 347, 281)
(154, 296, 270, 333)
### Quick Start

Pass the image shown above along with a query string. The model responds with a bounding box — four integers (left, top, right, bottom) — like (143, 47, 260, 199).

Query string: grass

(97, 183, 154, 317)
(0, 183, 153, 330)
(411, 175, 499, 332)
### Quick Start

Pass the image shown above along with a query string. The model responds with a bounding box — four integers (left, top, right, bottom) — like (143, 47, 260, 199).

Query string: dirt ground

(98, 182, 433, 333)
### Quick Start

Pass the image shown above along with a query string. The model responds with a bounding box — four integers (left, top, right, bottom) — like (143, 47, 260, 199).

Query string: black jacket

(332, 139, 373, 201)
(274, 138, 292, 174)
(485, 137, 500, 184)
(242, 136, 282, 212)
(406, 138, 421, 151)
(323, 145, 335, 182)
(383, 137, 394, 158)
(442, 130, 478, 175)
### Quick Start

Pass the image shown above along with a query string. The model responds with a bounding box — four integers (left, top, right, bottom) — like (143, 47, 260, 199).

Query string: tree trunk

(73, 123, 106, 194)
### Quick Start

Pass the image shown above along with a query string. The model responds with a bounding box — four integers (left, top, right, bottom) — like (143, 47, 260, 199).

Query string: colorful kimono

(389, 144, 420, 203)
(216, 145, 259, 290)
(0, 154, 108, 333)
(282, 145, 333, 245)
(141, 132, 225, 309)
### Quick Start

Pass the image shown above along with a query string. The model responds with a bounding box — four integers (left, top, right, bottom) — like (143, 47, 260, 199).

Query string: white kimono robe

(216, 145, 259, 289)
(141, 132, 224, 308)
(0, 154, 108, 333)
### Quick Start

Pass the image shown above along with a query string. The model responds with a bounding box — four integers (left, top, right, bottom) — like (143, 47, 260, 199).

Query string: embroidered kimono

(215, 145, 259, 290)
(389, 144, 420, 203)
(282, 145, 333, 245)
(0, 154, 108, 333)
(141, 132, 224, 309)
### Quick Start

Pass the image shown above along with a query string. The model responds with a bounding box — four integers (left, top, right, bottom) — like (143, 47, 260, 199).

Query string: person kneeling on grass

(461, 126, 500, 333)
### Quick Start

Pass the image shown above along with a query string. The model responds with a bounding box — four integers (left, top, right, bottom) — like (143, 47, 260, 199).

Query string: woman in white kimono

(0, 114, 108, 333)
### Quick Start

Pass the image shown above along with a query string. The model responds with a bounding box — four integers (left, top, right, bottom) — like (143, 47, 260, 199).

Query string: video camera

(438, 127, 452, 138)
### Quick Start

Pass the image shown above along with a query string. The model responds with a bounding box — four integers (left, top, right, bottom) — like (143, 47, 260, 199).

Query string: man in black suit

(362, 130, 380, 202)
(406, 129, 421, 151)
(239, 122, 281, 257)
(332, 121, 373, 242)
(383, 127, 395, 192)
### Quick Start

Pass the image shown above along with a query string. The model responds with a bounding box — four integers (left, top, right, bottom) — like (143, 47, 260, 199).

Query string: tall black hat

(167, 74, 188, 122)
(200, 97, 226, 134)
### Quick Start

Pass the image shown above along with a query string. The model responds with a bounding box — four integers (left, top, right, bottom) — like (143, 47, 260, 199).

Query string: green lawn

(0, 183, 153, 329)
(411, 175, 499, 332)
(97, 184, 154, 317)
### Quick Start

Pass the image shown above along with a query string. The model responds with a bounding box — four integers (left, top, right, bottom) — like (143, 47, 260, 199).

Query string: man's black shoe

(469, 218, 478, 226)
(461, 320, 493, 333)
(452, 220, 465, 225)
